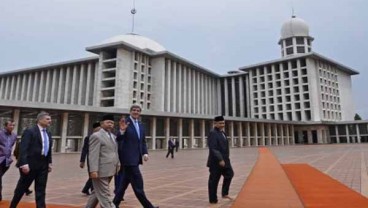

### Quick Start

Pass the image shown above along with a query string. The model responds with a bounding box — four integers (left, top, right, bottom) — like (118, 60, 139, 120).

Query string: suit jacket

(88, 128, 120, 178)
(117, 117, 148, 166)
(206, 127, 231, 168)
(168, 139, 175, 149)
(17, 126, 53, 168)
(0, 129, 17, 165)
(80, 135, 90, 163)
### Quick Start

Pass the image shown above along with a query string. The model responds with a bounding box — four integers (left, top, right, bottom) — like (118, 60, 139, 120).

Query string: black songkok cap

(101, 114, 114, 122)
(92, 122, 100, 129)
(214, 116, 224, 121)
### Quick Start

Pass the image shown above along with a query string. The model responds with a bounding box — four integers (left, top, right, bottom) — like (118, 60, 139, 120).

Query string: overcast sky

(0, 0, 367, 119)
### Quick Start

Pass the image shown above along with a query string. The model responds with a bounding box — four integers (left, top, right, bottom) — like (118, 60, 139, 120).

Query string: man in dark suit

(207, 116, 234, 204)
(79, 122, 100, 195)
(113, 104, 158, 208)
(166, 138, 175, 158)
(10, 111, 53, 208)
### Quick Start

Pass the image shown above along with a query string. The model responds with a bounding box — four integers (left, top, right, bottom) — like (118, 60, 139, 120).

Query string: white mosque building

(0, 15, 367, 152)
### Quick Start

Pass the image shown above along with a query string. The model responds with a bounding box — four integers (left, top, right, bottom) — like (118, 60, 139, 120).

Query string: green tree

(354, 113, 362, 120)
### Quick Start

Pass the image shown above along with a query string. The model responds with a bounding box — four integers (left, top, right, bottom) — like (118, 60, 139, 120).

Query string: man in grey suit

(86, 114, 120, 208)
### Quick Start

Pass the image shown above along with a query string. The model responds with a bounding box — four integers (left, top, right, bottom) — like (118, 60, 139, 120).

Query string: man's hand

(119, 119, 129, 132)
(80, 162, 85, 168)
(21, 166, 30, 174)
(219, 160, 225, 167)
(48, 165, 52, 172)
(143, 154, 149, 162)
(90, 172, 98, 179)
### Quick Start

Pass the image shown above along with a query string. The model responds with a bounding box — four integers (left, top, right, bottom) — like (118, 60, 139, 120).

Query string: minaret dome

(278, 15, 314, 57)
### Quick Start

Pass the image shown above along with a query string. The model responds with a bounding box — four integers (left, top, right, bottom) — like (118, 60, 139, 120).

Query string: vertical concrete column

(32, 72, 38, 102)
(151, 117, 157, 150)
(13, 109, 20, 135)
(291, 125, 295, 145)
(20, 75, 26, 101)
(261, 123, 265, 146)
(188, 70, 192, 114)
(201, 120, 206, 148)
(60, 112, 69, 153)
(323, 130, 331, 144)
(78, 65, 84, 105)
(238, 122, 243, 147)
(44, 70, 51, 102)
(166, 62, 171, 112)
(85, 63, 92, 105)
(274, 124, 278, 145)
(246, 122, 251, 147)
(14, 75, 20, 101)
(307, 130, 313, 144)
(57, 68, 64, 104)
(229, 121, 234, 147)
(224, 78, 229, 116)
(254, 123, 258, 146)
(239, 77, 245, 117)
(190, 119, 194, 148)
(280, 125, 284, 145)
(177, 65, 182, 113)
(231, 77, 236, 116)
(172, 63, 177, 113)
(63, 67, 71, 104)
(335, 125, 340, 143)
(70, 66, 77, 104)
(165, 117, 170, 149)
(37, 71, 44, 102)
(297, 130, 303, 144)
(317, 129, 323, 144)
(267, 123, 272, 146)
(285, 125, 290, 145)
(345, 125, 350, 143)
(50, 69, 57, 103)
(356, 124, 361, 143)
(178, 118, 183, 150)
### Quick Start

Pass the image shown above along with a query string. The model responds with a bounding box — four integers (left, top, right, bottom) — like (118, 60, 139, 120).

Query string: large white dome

(281, 16, 310, 39)
(101, 33, 166, 52)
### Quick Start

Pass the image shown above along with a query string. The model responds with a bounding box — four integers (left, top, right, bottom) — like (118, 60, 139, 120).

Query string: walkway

(1, 144, 368, 207)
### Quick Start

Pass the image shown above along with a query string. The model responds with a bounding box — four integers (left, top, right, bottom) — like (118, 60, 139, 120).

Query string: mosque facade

(0, 16, 367, 152)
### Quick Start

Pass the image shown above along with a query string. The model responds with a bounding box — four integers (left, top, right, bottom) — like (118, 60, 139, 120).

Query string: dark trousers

(166, 148, 174, 158)
(114, 169, 126, 194)
(82, 178, 93, 193)
(0, 161, 10, 198)
(208, 166, 234, 203)
(114, 166, 154, 208)
(113, 170, 129, 205)
(10, 161, 49, 208)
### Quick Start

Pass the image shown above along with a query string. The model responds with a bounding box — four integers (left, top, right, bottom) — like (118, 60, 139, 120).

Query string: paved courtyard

(2, 144, 368, 207)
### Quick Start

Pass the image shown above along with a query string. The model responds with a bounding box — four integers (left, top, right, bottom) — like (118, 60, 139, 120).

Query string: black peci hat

(214, 116, 224, 121)
(101, 114, 114, 122)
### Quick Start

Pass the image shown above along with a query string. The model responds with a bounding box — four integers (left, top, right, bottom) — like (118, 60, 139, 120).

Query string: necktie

(134, 120, 140, 139)
(221, 131, 227, 140)
(42, 129, 49, 156)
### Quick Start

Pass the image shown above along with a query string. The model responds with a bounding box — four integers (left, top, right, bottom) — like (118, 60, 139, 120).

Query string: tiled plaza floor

(2, 144, 368, 207)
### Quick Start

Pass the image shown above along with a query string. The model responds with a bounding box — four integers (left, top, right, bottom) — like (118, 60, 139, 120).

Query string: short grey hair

(37, 111, 50, 121)
(130, 104, 142, 111)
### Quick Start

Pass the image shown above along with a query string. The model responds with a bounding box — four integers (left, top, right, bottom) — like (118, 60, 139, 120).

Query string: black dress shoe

(82, 190, 90, 195)
(25, 190, 33, 196)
